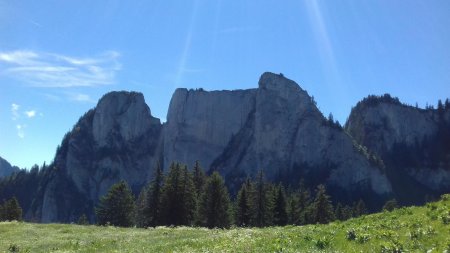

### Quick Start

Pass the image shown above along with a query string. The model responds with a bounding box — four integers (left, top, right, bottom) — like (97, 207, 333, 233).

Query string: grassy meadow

(1, 195, 449, 253)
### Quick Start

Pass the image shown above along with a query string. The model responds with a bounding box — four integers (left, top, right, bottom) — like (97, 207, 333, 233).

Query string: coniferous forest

(93, 161, 377, 228)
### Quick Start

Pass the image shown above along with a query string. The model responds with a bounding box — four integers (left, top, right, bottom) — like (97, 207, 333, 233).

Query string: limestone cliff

(34, 91, 163, 222)
(346, 95, 450, 203)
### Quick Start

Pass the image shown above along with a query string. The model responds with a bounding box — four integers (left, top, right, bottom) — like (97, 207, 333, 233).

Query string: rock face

(163, 88, 256, 170)
(0, 156, 19, 178)
(346, 95, 450, 204)
(1, 73, 448, 222)
(34, 91, 163, 222)
(166, 73, 392, 204)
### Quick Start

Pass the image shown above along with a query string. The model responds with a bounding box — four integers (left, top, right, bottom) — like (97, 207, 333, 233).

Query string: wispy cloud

(68, 93, 95, 103)
(0, 50, 121, 88)
(11, 103, 20, 120)
(16, 124, 25, 139)
(25, 110, 36, 118)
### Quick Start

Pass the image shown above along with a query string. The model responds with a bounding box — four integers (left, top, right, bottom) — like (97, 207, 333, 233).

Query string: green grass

(1, 195, 449, 253)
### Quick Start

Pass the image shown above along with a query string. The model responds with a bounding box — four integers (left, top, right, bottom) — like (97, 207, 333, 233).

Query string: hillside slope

(1, 194, 449, 252)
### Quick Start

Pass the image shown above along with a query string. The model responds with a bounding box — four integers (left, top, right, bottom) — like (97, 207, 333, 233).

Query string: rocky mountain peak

(93, 91, 160, 147)
(258, 72, 305, 97)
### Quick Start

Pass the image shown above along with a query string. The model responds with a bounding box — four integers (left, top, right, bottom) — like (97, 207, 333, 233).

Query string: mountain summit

(0, 73, 448, 222)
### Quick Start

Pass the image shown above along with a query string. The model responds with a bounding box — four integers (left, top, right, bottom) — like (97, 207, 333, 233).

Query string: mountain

(0, 72, 447, 223)
(345, 94, 450, 204)
(0, 156, 19, 178)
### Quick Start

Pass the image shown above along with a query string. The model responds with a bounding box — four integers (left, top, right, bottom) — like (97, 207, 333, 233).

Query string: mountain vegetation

(93, 162, 371, 228)
(1, 194, 449, 252)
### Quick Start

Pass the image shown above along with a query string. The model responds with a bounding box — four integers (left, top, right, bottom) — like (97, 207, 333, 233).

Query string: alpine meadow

(1, 1, 450, 252)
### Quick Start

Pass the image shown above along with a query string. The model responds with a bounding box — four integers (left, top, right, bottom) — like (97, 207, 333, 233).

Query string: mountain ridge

(0, 72, 448, 222)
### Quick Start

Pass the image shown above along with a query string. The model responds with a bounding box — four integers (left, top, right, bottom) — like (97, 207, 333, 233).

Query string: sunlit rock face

(208, 73, 391, 200)
(346, 97, 450, 203)
(21, 73, 450, 222)
(163, 87, 256, 171)
(38, 91, 163, 222)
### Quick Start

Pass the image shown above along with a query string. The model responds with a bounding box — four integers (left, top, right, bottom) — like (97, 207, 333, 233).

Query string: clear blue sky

(1, 0, 449, 169)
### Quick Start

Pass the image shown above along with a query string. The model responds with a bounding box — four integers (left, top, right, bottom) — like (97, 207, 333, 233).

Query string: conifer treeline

(95, 162, 371, 228)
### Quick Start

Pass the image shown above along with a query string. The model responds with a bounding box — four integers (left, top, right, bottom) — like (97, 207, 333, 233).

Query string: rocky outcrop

(35, 91, 163, 222)
(346, 95, 450, 203)
(0, 156, 19, 178)
(163, 73, 392, 205)
(210, 73, 391, 202)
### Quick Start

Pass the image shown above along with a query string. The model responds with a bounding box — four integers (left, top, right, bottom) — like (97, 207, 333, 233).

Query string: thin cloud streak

(0, 50, 121, 88)
(304, 1, 339, 79)
(174, 0, 199, 88)
(67, 93, 95, 103)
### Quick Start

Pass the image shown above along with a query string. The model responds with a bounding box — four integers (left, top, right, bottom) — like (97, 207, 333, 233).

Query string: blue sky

(1, 0, 449, 169)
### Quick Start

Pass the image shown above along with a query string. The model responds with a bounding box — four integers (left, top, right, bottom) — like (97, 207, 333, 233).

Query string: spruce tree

(272, 184, 288, 226)
(198, 172, 231, 228)
(145, 163, 164, 227)
(297, 180, 312, 225)
(286, 191, 300, 225)
(252, 170, 270, 227)
(160, 162, 195, 226)
(135, 186, 148, 228)
(77, 214, 89, 225)
(1, 197, 22, 221)
(342, 205, 353, 220)
(160, 162, 181, 225)
(354, 199, 367, 217)
(235, 179, 252, 226)
(95, 180, 135, 227)
(311, 184, 335, 224)
(192, 160, 206, 197)
(180, 165, 196, 225)
(335, 203, 344, 221)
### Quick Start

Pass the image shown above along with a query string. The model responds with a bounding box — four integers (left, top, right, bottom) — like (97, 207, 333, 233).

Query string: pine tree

(342, 205, 353, 220)
(198, 172, 231, 228)
(77, 214, 89, 225)
(354, 199, 367, 217)
(251, 170, 270, 227)
(272, 184, 288, 226)
(160, 162, 195, 226)
(297, 180, 312, 225)
(160, 162, 181, 225)
(135, 186, 148, 228)
(145, 163, 164, 227)
(180, 165, 196, 225)
(286, 191, 300, 225)
(95, 180, 135, 227)
(192, 160, 206, 197)
(2, 197, 23, 221)
(235, 179, 252, 226)
(335, 203, 344, 221)
(311, 184, 335, 224)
